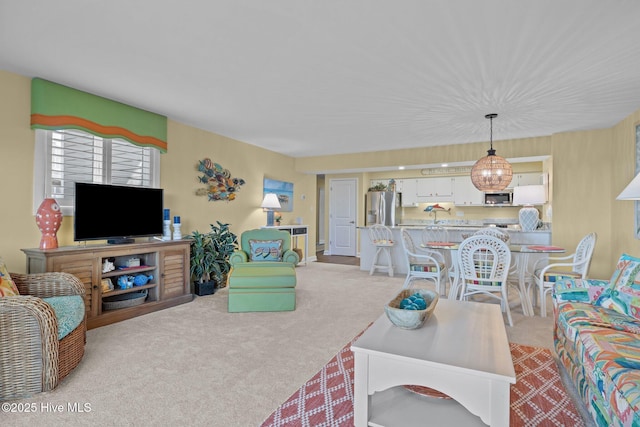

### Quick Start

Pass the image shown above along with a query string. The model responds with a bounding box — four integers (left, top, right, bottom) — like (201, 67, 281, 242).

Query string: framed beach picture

(263, 178, 294, 212)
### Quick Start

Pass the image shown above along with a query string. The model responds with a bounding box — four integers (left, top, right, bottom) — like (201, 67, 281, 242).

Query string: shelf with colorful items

(100, 254, 158, 306)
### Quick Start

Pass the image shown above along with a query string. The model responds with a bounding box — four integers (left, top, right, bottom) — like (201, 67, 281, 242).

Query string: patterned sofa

(552, 254, 640, 427)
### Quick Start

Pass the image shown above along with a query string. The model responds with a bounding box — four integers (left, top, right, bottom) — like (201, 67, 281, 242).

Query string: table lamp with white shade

(261, 193, 281, 226)
(513, 185, 546, 231)
(617, 172, 640, 200)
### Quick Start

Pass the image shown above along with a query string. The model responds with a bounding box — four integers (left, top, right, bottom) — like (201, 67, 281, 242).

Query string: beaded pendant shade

(470, 113, 513, 192)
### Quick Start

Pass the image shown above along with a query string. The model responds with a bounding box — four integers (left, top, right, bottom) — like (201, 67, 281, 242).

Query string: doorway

(328, 178, 358, 256)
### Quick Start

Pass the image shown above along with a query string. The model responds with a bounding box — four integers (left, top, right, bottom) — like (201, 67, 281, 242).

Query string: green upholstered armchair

(228, 228, 299, 312)
(230, 228, 300, 266)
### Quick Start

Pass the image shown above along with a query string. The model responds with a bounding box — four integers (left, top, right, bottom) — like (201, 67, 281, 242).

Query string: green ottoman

(228, 263, 297, 312)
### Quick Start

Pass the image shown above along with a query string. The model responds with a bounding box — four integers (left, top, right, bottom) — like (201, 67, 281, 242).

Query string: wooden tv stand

(22, 240, 193, 329)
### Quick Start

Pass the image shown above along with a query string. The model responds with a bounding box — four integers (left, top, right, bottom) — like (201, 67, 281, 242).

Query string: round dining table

(421, 242, 565, 316)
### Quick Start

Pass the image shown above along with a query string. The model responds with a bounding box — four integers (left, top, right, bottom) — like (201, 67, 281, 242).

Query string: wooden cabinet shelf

(22, 240, 193, 329)
(102, 265, 156, 278)
(102, 282, 157, 298)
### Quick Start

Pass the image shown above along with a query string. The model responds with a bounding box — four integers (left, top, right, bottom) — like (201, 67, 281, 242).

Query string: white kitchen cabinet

(507, 173, 543, 188)
(399, 179, 419, 207)
(416, 177, 454, 202)
(453, 176, 483, 206)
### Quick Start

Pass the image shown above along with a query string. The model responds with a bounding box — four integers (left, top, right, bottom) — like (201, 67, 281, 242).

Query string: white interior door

(318, 187, 325, 244)
(329, 178, 357, 256)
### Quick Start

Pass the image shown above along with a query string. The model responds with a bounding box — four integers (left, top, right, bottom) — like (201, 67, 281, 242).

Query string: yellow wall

(0, 70, 316, 272)
(548, 129, 613, 279)
(4, 67, 640, 280)
(0, 71, 40, 271)
(612, 109, 640, 266)
(301, 121, 640, 280)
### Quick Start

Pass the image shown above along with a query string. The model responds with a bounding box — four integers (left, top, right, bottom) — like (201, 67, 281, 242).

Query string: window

(34, 129, 160, 216)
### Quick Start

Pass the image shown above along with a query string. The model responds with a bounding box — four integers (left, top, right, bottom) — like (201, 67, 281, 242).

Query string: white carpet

(2, 262, 555, 426)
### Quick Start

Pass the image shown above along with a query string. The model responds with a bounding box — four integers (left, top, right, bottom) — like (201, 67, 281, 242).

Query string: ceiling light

(470, 113, 513, 192)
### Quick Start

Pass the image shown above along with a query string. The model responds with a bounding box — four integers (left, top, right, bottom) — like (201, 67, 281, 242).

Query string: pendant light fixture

(470, 113, 513, 192)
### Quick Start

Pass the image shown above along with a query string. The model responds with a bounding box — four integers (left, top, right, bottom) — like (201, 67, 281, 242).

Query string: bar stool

(368, 224, 395, 277)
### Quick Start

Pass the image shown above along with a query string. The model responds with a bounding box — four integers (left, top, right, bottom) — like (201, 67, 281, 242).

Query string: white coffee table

(351, 298, 516, 427)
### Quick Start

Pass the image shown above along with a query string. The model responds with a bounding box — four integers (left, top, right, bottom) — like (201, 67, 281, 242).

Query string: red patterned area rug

(261, 336, 586, 427)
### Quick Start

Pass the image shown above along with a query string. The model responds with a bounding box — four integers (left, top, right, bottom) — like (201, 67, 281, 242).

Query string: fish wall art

(195, 158, 246, 202)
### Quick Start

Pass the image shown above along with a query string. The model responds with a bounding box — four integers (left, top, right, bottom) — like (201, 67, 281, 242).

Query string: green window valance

(30, 78, 167, 152)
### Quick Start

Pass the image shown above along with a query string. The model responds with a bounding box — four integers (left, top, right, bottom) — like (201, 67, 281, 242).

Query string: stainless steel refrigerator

(365, 191, 402, 226)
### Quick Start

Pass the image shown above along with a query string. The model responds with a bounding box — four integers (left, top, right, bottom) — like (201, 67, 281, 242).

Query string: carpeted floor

(2, 262, 586, 426)
(261, 335, 585, 427)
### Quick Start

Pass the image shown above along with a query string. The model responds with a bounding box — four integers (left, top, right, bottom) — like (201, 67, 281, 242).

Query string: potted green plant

(368, 183, 387, 192)
(187, 221, 238, 296)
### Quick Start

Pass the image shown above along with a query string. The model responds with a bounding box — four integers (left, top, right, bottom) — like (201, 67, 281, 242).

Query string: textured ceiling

(2, 0, 640, 158)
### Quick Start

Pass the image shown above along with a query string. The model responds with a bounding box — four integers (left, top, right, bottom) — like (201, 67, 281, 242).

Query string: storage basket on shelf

(102, 289, 148, 310)
(384, 289, 438, 329)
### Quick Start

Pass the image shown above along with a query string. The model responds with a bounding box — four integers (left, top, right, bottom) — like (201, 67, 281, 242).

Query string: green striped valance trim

(30, 78, 167, 152)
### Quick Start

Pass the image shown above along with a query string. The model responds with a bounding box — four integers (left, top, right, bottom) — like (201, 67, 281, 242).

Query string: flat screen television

(74, 183, 164, 244)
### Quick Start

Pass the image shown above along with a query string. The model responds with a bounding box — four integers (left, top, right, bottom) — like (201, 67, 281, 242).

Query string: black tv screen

(74, 183, 164, 243)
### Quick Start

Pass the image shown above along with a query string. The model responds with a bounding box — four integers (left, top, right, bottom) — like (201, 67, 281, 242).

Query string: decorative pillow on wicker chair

(0, 258, 19, 297)
(249, 239, 283, 262)
(42, 295, 85, 340)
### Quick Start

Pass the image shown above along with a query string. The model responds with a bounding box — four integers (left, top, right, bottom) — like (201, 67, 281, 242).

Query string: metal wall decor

(195, 158, 245, 201)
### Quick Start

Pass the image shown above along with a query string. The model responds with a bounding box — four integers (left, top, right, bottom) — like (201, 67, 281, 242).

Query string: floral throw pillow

(249, 239, 283, 262)
(0, 258, 20, 297)
(608, 253, 640, 288)
(553, 278, 609, 304)
(595, 253, 640, 320)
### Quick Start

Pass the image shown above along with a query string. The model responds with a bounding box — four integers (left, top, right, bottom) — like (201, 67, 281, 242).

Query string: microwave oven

(484, 191, 513, 206)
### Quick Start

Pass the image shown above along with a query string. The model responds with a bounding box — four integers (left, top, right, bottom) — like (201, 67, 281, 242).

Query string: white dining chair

(472, 227, 510, 243)
(473, 227, 530, 311)
(457, 234, 513, 326)
(422, 225, 456, 289)
(400, 228, 449, 295)
(367, 224, 395, 277)
(530, 232, 597, 317)
(421, 225, 450, 245)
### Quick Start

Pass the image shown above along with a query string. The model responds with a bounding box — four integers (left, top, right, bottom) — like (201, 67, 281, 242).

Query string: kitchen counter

(359, 226, 551, 276)
(394, 225, 550, 232)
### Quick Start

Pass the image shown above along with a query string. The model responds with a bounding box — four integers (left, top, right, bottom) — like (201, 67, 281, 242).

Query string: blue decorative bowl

(384, 289, 439, 329)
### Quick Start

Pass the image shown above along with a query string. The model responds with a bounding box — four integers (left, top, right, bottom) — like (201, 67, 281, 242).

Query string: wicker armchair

(0, 272, 86, 400)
